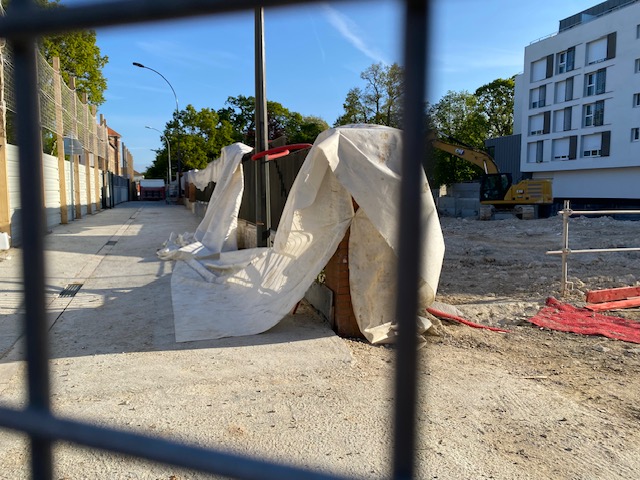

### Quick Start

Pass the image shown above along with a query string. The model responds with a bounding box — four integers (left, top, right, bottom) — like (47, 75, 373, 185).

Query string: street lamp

(133, 61, 182, 198)
(145, 126, 171, 198)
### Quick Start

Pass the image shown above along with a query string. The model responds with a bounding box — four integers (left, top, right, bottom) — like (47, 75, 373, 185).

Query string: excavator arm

(429, 137, 500, 175)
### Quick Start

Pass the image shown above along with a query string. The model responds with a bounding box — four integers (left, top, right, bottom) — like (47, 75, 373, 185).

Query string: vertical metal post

(561, 199, 571, 297)
(254, 6, 270, 247)
(393, 0, 429, 479)
(12, 1, 53, 476)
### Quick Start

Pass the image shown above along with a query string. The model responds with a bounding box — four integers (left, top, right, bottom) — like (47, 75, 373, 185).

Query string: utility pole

(254, 7, 270, 247)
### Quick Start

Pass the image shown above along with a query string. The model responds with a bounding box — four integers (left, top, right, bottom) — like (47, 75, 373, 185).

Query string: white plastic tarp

(160, 125, 444, 344)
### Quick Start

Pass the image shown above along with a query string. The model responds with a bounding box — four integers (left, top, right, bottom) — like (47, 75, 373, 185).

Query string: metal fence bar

(0, 0, 343, 38)
(0, 407, 354, 480)
(0, 0, 429, 478)
(546, 200, 640, 296)
(393, 1, 429, 478)
(10, 0, 53, 476)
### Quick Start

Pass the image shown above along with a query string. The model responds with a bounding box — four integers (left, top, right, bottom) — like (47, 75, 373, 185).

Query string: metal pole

(254, 7, 270, 247)
(393, 0, 429, 478)
(561, 199, 570, 297)
(133, 62, 181, 198)
(11, 0, 53, 474)
(566, 209, 640, 216)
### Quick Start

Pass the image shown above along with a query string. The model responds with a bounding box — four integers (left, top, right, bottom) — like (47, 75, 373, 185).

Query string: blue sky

(61, 0, 597, 172)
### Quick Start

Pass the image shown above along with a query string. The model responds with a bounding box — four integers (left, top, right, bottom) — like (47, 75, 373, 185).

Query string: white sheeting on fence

(183, 142, 254, 252)
(159, 125, 445, 344)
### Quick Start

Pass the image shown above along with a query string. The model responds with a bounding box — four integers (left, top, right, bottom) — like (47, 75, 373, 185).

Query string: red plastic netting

(527, 297, 640, 344)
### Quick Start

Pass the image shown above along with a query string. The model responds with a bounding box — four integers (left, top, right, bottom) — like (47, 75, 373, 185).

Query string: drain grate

(59, 283, 83, 298)
(105, 240, 117, 246)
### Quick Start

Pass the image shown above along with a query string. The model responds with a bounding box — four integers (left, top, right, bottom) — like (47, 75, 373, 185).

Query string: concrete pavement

(0, 202, 385, 479)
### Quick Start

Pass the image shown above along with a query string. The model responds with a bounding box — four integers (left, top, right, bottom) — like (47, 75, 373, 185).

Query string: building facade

(515, 0, 640, 202)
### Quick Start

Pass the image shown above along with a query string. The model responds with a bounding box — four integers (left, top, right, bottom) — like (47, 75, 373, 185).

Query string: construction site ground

(0, 204, 639, 479)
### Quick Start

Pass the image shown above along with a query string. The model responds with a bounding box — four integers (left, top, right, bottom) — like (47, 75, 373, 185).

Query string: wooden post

(81, 92, 92, 215)
(69, 77, 81, 219)
(92, 106, 100, 211)
(52, 57, 68, 224)
(0, 43, 10, 235)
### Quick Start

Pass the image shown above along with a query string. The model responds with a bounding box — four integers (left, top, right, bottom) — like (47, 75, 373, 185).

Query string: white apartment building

(515, 0, 640, 202)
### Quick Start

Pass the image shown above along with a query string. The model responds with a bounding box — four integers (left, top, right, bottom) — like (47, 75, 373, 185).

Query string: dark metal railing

(0, 0, 430, 478)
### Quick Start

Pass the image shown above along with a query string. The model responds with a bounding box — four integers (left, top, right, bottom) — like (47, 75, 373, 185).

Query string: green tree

(218, 95, 255, 144)
(289, 115, 329, 144)
(221, 95, 328, 146)
(428, 90, 489, 186)
(6, 0, 108, 105)
(145, 104, 236, 179)
(146, 98, 329, 178)
(474, 77, 515, 138)
(335, 87, 368, 125)
(382, 63, 403, 127)
(334, 62, 404, 128)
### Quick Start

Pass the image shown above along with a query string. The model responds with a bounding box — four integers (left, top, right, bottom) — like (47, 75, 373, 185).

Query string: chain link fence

(1, 43, 108, 160)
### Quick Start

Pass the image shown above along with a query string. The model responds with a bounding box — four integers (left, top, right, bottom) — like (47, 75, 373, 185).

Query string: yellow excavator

(429, 134, 553, 219)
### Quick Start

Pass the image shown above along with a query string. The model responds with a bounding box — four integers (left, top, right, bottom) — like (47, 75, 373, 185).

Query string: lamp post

(133, 62, 182, 198)
(145, 126, 171, 199)
(254, 7, 270, 247)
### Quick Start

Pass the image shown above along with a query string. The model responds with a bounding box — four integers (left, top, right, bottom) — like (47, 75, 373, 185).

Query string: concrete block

(437, 196, 457, 217)
(305, 282, 333, 322)
(456, 198, 479, 218)
(449, 182, 480, 198)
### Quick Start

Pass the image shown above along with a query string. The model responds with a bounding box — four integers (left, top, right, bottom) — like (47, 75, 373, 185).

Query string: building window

(536, 140, 544, 163)
(556, 47, 575, 74)
(586, 33, 616, 65)
(634, 93, 640, 107)
(587, 37, 607, 64)
(530, 113, 544, 135)
(563, 106, 572, 131)
(584, 104, 594, 127)
(584, 68, 606, 96)
(531, 57, 550, 82)
(527, 140, 544, 163)
(635, 58, 640, 73)
(583, 100, 604, 127)
(553, 138, 569, 160)
(637, 24, 640, 39)
(553, 77, 575, 102)
(565, 76, 574, 101)
(530, 84, 546, 108)
(632, 128, 640, 141)
(585, 73, 596, 96)
(557, 51, 567, 74)
(582, 133, 601, 157)
(553, 107, 572, 133)
(582, 131, 611, 157)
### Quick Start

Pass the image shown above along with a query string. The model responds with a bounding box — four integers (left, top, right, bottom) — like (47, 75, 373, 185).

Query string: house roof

(107, 126, 121, 137)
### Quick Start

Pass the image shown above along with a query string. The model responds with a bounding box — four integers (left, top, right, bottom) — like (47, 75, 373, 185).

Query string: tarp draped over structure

(159, 125, 445, 344)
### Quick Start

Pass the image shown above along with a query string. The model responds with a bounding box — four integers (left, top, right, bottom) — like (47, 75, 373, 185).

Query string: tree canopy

(428, 77, 515, 186)
(220, 95, 329, 146)
(334, 62, 516, 187)
(5, 0, 109, 105)
(144, 97, 329, 179)
(334, 62, 404, 128)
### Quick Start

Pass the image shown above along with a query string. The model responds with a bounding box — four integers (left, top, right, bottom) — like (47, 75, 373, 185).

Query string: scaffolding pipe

(548, 247, 640, 255)
(547, 200, 640, 296)
(568, 209, 640, 216)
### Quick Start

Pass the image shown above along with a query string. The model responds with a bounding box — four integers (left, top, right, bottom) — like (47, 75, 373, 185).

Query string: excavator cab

(480, 173, 512, 202)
